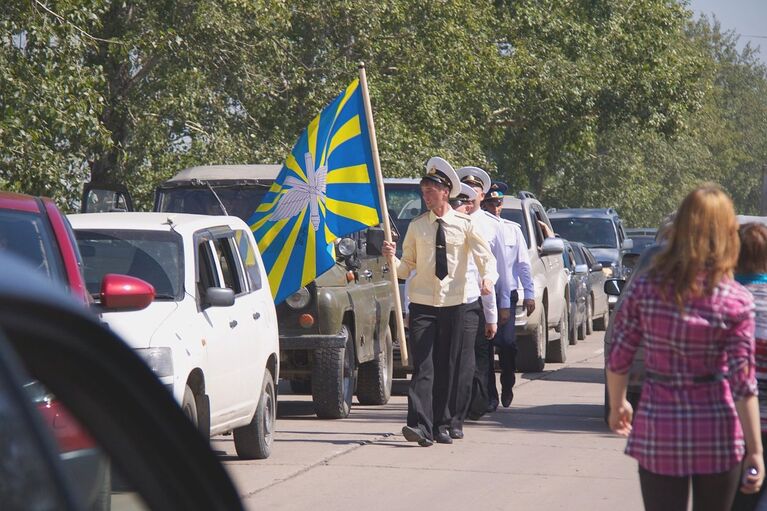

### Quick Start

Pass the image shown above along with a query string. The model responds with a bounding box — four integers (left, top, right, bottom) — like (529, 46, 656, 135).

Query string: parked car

(570, 241, 610, 332)
(0, 253, 244, 510)
(83, 165, 399, 419)
(561, 240, 589, 345)
(69, 212, 279, 459)
(548, 208, 633, 288)
(500, 192, 568, 371)
(0, 191, 154, 510)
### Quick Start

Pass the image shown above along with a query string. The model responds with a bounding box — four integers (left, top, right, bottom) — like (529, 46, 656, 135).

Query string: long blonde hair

(649, 183, 740, 307)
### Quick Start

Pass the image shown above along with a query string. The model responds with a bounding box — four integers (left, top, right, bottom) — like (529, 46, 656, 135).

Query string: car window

(76, 230, 184, 300)
(197, 241, 219, 299)
(571, 245, 586, 265)
(234, 230, 262, 291)
(384, 183, 424, 258)
(212, 237, 242, 294)
(0, 210, 66, 285)
(549, 217, 618, 249)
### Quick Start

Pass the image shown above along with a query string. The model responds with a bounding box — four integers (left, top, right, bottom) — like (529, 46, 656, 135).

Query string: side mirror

(604, 279, 625, 296)
(540, 237, 564, 255)
(205, 287, 235, 307)
(574, 264, 589, 274)
(366, 227, 385, 256)
(590, 263, 603, 272)
(621, 238, 634, 251)
(100, 274, 155, 311)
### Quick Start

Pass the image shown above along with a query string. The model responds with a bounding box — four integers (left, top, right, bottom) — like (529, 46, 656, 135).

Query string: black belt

(645, 371, 726, 384)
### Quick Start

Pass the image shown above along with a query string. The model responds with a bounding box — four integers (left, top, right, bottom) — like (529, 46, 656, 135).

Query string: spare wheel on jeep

(356, 325, 393, 405)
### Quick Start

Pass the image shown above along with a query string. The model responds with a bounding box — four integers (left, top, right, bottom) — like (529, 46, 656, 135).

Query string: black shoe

(449, 428, 464, 440)
(402, 426, 433, 447)
(467, 412, 482, 421)
(434, 432, 453, 444)
(501, 389, 514, 408)
(486, 399, 499, 413)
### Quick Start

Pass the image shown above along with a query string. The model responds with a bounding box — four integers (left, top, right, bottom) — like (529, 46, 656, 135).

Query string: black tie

(435, 219, 448, 280)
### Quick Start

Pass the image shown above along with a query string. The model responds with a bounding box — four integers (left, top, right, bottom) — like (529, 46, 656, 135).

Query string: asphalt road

(213, 330, 645, 511)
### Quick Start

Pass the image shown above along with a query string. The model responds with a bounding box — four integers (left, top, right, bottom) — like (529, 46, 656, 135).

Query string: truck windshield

(384, 183, 425, 258)
(550, 217, 618, 249)
(156, 185, 270, 222)
(75, 230, 184, 301)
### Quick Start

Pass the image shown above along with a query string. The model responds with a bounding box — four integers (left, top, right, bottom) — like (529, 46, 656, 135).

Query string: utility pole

(762, 163, 767, 216)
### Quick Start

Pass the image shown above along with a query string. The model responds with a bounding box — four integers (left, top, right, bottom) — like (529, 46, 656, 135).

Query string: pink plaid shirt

(607, 274, 757, 476)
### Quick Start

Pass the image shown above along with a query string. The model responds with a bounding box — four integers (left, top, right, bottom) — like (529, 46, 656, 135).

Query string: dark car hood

(589, 247, 621, 265)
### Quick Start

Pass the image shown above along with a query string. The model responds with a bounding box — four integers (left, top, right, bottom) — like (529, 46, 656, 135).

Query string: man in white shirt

(456, 166, 509, 418)
(482, 182, 535, 407)
(382, 157, 496, 446)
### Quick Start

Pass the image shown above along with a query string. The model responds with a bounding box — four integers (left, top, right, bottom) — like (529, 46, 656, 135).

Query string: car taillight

(36, 400, 96, 453)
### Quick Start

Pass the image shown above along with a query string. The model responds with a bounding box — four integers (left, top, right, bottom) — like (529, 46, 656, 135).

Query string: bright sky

(686, 0, 767, 64)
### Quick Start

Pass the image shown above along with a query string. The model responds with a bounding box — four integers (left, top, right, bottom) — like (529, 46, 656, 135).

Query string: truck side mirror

(204, 287, 235, 307)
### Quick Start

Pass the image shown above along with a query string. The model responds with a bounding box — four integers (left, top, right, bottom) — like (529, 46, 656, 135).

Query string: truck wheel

(356, 326, 393, 405)
(289, 379, 312, 395)
(516, 306, 546, 372)
(547, 305, 567, 363)
(312, 325, 357, 419)
(181, 385, 198, 428)
(234, 370, 276, 460)
(594, 310, 609, 331)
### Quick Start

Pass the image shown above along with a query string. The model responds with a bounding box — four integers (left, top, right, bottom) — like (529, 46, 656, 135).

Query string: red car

(0, 191, 153, 510)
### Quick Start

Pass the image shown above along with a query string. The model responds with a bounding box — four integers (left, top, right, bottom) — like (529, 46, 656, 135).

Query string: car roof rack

(518, 191, 537, 200)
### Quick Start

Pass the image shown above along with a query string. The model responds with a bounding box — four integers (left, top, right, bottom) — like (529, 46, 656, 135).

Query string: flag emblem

(248, 79, 382, 303)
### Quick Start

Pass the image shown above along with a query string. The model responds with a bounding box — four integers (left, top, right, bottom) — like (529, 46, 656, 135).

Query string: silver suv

(500, 193, 569, 371)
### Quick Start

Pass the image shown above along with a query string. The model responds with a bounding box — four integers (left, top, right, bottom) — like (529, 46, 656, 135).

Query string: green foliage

(0, 0, 765, 224)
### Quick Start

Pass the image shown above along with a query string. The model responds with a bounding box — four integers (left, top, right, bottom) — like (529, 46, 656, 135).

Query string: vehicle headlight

(337, 237, 356, 257)
(135, 347, 173, 378)
(286, 287, 311, 309)
(601, 265, 614, 277)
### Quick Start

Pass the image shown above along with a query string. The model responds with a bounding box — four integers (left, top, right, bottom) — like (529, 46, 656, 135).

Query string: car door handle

(229, 320, 238, 329)
(252, 312, 260, 320)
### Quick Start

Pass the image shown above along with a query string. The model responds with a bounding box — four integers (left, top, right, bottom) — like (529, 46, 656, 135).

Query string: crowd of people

(382, 157, 534, 446)
(383, 158, 767, 511)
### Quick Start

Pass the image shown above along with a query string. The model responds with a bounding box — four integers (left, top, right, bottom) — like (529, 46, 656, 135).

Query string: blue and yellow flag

(248, 79, 382, 303)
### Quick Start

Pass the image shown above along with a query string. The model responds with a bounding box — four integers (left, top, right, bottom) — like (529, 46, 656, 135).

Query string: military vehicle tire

(547, 304, 567, 363)
(312, 325, 357, 419)
(356, 326, 393, 405)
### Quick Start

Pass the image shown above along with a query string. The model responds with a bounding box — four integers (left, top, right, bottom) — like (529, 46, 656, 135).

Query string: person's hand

(499, 308, 511, 325)
(382, 240, 396, 259)
(523, 299, 535, 316)
(480, 278, 493, 296)
(485, 323, 497, 339)
(740, 452, 765, 494)
(609, 399, 633, 437)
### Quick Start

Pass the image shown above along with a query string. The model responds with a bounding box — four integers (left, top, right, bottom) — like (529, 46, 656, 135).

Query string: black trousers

(407, 302, 468, 438)
(489, 291, 519, 403)
(468, 302, 491, 419)
(638, 464, 740, 511)
(449, 300, 479, 432)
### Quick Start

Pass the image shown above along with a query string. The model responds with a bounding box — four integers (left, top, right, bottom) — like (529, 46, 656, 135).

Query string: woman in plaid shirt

(733, 223, 767, 511)
(607, 184, 764, 511)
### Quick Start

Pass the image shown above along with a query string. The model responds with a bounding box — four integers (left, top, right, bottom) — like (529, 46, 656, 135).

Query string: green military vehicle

(82, 165, 398, 418)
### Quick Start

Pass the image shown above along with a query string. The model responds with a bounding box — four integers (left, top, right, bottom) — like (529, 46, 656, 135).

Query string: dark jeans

(638, 464, 740, 511)
(468, 303, 490, 419)
(407, 302, 468, 439)
(489, 291, 519, 403)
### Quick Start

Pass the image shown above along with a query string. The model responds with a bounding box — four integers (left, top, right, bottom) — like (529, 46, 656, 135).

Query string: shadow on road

(532, 366, 605, 384)
(465, 403, 612, 436)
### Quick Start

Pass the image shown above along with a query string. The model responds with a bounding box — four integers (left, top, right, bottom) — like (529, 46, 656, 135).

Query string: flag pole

(358, 62, 409, 368)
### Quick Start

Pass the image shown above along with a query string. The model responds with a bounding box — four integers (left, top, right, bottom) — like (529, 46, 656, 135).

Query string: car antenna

(202, 180, 229, 216)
